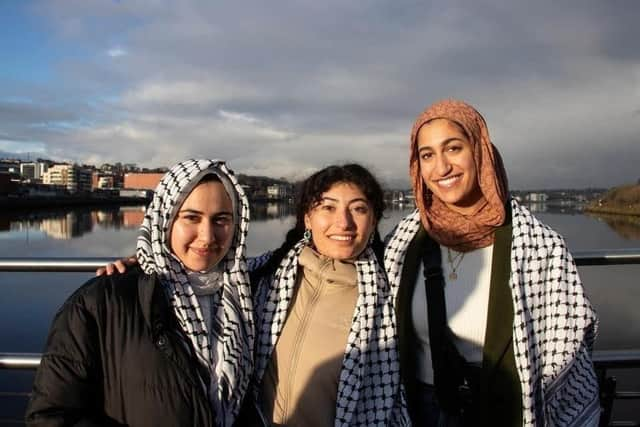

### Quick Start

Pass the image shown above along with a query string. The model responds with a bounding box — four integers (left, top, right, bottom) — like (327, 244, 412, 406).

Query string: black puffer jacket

(26, 267, 217, 427)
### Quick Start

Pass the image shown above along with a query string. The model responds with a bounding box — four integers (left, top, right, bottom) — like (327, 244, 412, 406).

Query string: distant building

(266, 183, 292, 200)
(20, 161, 51, 182)
(42, 164, 93, 193)
(0, 160, 20, 174)
(20, 163, 37, 180)
(99, 176, 114, 188)
(23, 183, 66, 197)
(526, 192, 549, 203)
(119, 189, 153, 199)
(92, 169, 124, 190)
(124, 173, 164, 190)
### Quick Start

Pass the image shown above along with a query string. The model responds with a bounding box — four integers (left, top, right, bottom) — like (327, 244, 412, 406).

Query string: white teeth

(436, 175, 460, 187)
(329, 235, 354, 241)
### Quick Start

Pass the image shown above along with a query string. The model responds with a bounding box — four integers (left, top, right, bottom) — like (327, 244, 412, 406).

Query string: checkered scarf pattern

(136, 159, 253, 427)
(384, 199, 600, 426)
(252, 240, 410, 426)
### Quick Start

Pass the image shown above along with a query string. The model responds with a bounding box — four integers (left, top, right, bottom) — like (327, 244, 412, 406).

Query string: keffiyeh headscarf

(410, 99, 509, 252)
(252, 241, 410, 426)
(136, 159, 253, 427)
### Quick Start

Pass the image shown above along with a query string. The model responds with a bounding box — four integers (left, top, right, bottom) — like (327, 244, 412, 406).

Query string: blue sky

(1, 2, 52, 83)
(1, 0, 639, 189)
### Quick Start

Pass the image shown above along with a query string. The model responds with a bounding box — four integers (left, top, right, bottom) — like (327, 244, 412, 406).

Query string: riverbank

(584, 183, 640, 216)
(584, 206, 640, 216)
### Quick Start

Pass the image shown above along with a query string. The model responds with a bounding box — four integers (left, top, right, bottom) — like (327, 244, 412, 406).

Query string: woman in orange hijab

(384, 99, 599, 426)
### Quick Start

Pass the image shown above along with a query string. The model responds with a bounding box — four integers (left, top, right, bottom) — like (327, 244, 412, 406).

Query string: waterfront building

(526, 192, 549, 203)
(42, 164, 93, 193)
(97, 175, 114, 189)
(266, 183, 292, 200)
(119, 189, 153, 199)
(20, 163, 37, 181)
(19, 161, 51, 182)
(0, 160, 20, 174)
(92, 171, 122, 190)
(123, 172, 164, 190)
(23, 183, 67, 197)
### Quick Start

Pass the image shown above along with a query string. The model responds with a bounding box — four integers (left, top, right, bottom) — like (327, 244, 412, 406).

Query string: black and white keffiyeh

(252, 241, 410, 427)
(384, 198, 600, 427)
(136, 159, 253, 427)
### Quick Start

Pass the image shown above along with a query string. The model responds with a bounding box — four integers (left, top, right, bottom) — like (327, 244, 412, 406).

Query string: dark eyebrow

(179, 208, 204, 215)
(178, 209, 233, 217)
(321, 196, 369, 204)
(321, 197, 339, 203)
(418, 137, 462, 152)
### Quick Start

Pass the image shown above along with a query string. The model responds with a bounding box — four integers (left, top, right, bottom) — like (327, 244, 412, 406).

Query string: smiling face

(169, 180, 235, 271)
(417, 118, 485, 215)
(303, 182, 376, 260)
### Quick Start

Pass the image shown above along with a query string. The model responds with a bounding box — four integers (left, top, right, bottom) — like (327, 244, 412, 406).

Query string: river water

(0, 202, 638, 423)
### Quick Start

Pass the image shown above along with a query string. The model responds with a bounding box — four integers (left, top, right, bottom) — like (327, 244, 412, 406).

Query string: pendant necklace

(446, 247, 465, 280)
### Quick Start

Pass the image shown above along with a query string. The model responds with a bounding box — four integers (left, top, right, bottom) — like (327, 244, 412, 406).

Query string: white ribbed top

(412, 244, 493, 385)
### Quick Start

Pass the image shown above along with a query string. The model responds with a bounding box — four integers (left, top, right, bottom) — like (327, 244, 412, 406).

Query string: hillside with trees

(585, 183, 640, 216)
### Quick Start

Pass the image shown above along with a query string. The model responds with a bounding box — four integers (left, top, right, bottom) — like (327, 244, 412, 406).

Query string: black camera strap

(421, 236, 470, 416)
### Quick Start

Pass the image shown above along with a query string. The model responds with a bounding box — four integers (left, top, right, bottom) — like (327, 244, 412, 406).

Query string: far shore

(583, 205, 640, 217)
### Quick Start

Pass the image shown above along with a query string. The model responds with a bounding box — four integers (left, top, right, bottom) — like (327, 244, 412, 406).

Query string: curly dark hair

(294, 163, 385, 231)
(251, 163, 386, 282)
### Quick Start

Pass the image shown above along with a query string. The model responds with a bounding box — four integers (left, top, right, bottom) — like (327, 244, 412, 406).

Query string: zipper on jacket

(280, 258, 333, 424)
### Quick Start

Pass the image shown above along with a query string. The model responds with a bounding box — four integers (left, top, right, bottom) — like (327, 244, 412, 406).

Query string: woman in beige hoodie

(249, 164, 408, 427)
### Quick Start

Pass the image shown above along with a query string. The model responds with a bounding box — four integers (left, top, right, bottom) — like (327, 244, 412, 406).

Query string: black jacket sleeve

(25, 285, 122, 427)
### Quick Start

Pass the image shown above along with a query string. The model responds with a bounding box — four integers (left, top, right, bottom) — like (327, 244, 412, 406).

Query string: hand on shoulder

(95, 256, 138, 276)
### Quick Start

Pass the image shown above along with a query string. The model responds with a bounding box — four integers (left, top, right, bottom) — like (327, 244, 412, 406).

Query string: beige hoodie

(261, 246, 359, 427)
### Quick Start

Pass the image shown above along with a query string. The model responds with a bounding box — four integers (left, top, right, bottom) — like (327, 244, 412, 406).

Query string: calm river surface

(1, 202, 639, 422)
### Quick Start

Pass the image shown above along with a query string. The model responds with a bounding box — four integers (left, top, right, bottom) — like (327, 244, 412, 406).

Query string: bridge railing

(1, 250, 640, 427)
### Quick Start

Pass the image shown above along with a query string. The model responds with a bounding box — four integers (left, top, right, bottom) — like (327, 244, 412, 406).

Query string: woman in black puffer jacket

(26, 159, 255, 427)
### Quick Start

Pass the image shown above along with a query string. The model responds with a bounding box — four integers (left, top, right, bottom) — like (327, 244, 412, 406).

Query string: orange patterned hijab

(409, 99, 509, 252)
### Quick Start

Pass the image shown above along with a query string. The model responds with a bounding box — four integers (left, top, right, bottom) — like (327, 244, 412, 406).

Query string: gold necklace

(446, 248, 465, 280)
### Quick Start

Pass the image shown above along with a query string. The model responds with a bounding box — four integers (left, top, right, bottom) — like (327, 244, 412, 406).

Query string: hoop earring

(368, 232, 375, 246)
(303, 229, 312, 244)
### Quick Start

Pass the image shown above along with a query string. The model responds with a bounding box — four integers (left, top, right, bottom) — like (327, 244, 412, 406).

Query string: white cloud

(0, 139, 46, 153)
(107, 47, 127, 58)
(8, 0, 640, 189)
(219, 110, 261, 125)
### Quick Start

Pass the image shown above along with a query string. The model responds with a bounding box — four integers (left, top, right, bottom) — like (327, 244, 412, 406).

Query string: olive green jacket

(394, 216, 522, 426)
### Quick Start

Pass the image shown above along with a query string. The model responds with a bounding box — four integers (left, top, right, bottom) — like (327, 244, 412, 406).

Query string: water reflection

(586, 212, 640, 240)
(518, 201, 584, 215)
(1, 207, 136, 239)
(252, 202, 296, 219)
(0, 203, 299, 240)
(0, 203, 638, 246)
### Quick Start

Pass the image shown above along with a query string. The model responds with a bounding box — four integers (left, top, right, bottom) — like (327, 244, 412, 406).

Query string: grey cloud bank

(1, 0, 638, 189)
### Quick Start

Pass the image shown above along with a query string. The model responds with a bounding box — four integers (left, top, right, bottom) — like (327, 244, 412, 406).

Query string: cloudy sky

(1, 0, 639, 189)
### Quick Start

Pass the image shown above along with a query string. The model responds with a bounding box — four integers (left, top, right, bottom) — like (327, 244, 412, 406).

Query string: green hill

(585, 184, 640, 216)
